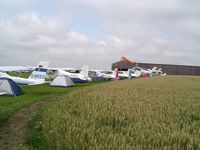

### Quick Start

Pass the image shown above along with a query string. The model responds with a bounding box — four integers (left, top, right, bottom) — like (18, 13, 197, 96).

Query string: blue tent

(0, 77, 23, 96)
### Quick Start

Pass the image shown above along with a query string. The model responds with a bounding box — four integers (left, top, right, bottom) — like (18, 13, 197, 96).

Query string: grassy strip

(41, 76, 200, 149)
(0, 78, 107, 127)
(26, 107, 48, 150)
(0, 84, 73, 127)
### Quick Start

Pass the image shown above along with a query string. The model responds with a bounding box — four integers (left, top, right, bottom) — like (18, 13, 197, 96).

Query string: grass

(0, 72, 106, 127)
(26, 108, 49, 150)
(0, 84, 72, 127)
(7, 72, 30, 78)
(41, 76, 200, 149)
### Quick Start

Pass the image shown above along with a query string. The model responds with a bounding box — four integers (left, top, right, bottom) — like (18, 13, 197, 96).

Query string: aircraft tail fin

(80, 65, 89, 78)
(152, 66, 158, 71)
(36, 61, 49, 68)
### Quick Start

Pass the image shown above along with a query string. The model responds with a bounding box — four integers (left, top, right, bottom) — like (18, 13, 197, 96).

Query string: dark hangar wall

(111, 61, 200, 76)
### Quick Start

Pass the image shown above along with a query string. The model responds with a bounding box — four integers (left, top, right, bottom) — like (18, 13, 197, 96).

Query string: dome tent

(50, 75, 74, 87)
(0, 78, 23, 96)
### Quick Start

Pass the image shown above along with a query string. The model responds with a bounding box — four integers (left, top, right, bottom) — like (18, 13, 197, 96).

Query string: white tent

(0, 78, 23, 96)
(50, 75, 74, 87)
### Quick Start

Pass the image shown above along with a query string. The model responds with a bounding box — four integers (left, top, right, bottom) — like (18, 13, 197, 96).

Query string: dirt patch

(0, 96, 61, 150)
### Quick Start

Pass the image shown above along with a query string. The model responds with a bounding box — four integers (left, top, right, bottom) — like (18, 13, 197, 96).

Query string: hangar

(112, 61, 200, 76)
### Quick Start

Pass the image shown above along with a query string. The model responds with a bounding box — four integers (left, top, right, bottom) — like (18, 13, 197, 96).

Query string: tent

(50, 75, 74, 87)
(0, 77, 23, 96)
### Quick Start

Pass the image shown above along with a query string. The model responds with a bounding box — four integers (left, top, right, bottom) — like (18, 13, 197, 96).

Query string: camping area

(0, 74, 200, 149)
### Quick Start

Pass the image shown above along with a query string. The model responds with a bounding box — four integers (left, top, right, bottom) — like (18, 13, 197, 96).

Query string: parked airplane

(100, 70, 116, 80)
(48, 69, 88, 83)
(88, 69, 122, 81)
(98, 68, 141, 80)
(89, 68, 140, 81)
(88, 70, 107, 81)
(47, 65, 95, 83)
(132, 66, 166, 77)
(150, 67, 166, 76)
(132, 67, 152, 77)
(0, 61, 49, 85)
(118, 69, 141, 79)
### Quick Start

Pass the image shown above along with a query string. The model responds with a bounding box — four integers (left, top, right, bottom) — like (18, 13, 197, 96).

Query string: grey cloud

(0, 0, 200, 69)
(0, 13, 123, 68)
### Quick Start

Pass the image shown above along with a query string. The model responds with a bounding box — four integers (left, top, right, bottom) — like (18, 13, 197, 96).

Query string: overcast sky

(0, 0, 200, 69)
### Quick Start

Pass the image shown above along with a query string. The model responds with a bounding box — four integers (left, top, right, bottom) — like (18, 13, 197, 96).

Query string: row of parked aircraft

(0, 61, 166, 85)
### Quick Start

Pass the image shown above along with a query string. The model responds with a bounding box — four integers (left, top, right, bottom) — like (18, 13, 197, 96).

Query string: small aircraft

(0, 61, 49, 85)
(99, 68, 142, 80)
(150, 67, 166, 76)
(132, 67, 153, 77)
(47, 65, 94, 83)
(100, 70, 116, 80)
(132, 66, 166, 77)
(89, 68, 128, 81)
(87, 70, 116, 81)
(118, 69, 141, 79)
(48, 69, 88, 83)
(88, 70, 107, 81)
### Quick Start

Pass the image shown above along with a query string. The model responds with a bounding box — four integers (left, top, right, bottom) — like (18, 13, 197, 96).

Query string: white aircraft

(47, 65, 94, 83)
(88, 70, 107, 81)
(150, 67, 166, 76)
(0, 61, 49, 85)
(98, 68, 141, 80)
(118, 69, 141, 79)
(100, 70, 116, 80)
(48, 69, 88, 83)
(88, 70, 119, 80)
(132, 66, 166, 77)
(131, 67, 152, 77)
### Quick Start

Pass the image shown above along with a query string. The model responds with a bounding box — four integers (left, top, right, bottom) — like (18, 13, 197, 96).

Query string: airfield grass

(0, 72, 105, 127)
(7, 72, 30, 78)
(41, 76, 200, 149)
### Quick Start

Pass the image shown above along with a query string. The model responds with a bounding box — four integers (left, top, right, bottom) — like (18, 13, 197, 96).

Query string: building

(112, 61, 200, 76)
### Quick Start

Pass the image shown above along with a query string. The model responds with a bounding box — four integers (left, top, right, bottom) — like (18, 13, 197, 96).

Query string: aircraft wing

(0, 61, 49, 72)
(48, 67, 77, 71)
(0, 66, 33, 72)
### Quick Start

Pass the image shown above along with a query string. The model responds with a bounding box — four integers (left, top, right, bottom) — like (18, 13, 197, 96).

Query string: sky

(0, 0, 200, 69)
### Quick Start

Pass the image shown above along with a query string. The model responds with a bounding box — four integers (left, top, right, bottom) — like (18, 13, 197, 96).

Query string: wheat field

(42, 76, 200, 149)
